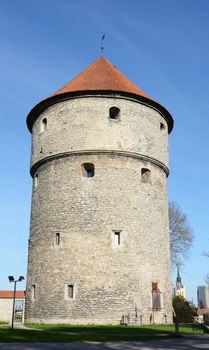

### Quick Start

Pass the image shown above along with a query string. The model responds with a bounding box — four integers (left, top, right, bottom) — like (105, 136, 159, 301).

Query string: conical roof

(27, 56, 173, 133)
(50, 56, 151, 99)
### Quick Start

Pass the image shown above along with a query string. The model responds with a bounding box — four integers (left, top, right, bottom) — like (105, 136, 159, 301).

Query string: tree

(203, 251, 209, 285)
(203, 250, 209, 284)
(173, 296, 197, 323)
(169, 201, 194, 267)
(205, 274, 209, 285)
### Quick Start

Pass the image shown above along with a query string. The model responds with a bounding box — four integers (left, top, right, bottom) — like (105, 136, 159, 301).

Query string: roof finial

(100, 34, 105, 56)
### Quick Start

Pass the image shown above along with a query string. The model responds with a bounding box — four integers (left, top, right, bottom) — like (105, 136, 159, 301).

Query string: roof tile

(0, 290, 25, 299)
(50, 56, 151, 99)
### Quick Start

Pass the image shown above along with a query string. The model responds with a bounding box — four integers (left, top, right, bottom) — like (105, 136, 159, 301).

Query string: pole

(11, 281, 16, 329)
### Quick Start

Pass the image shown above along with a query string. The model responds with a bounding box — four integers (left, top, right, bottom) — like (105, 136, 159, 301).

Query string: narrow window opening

(152, 282, 161, 310)
(114, 231, 121, 246)
(55, 232, 60, 246)
(82, 163, 94, 177)
(109, 106, 120, 120)
(113, 230, 122, 247)
(34, 174, 39, 188)
(67, 284, 74, 299)
(41, 118, 47, 133)
(141, 168, 151, 183)
(32, 284, 36, 300)
(160, 122, 165, 131)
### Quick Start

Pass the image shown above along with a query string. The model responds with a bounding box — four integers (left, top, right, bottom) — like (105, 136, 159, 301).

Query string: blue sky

(0, 0, 209, 304)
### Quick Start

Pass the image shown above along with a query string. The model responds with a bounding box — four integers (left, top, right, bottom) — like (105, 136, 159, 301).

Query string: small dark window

(68, 285, 74, 299)
(160, 122, 165, 131)
(55, 232, 60, 246)
(109, 107, 120, 120)
(113, 230, 122, 247)
(141, 168, 151, 183)
(32, 284, 36, 300)
(114, 231, 121, 246)
(34, 174, 39, 188)
(152, 282, 161, 310)
(41, 118, 47, 132)
(82, 163, 94, 177)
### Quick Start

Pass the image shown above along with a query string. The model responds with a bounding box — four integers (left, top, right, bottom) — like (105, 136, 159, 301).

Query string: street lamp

(8, 275, 25, 329)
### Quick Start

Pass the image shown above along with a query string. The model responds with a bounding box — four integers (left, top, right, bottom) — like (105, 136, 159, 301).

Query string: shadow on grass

(0, 324, 204, 343)
(0, 326, 173, 343)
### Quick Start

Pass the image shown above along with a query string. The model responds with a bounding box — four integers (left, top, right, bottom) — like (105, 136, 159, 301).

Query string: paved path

(0, 335, 208, 350)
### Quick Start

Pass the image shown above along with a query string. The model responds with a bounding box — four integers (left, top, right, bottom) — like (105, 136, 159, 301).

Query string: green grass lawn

(0, 323, 204, 342)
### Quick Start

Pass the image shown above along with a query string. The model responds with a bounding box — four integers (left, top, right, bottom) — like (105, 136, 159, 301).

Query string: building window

(67, 284, 74, 299)
(109, 106, 120, 120)
(141, 168, 151, 183)
(55, 232, 60, 246)
(160, 122, 165, 131)
(82, 163, 94, 177)
(152, 282, 161, 310)
(34, 174, 39, 188)
(112, 230, 122, 248)
(114, 231, 121, 246)
(32, 284, 36, 300)
(41, 118, 47, 133)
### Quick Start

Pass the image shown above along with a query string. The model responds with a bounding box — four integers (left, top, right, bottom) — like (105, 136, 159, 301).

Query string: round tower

(25, 56, 174, 324)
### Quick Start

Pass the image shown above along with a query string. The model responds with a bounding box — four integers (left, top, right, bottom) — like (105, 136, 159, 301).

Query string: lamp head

(18, 276, 25, 282)
(8, 276, 14, 282)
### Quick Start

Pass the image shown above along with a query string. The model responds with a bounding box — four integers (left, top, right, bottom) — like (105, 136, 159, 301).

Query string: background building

(0, 290, 25, 323)
(197, 285, 209, 308)
(25, 56, 173, 324)
(173, 267, 186, 299)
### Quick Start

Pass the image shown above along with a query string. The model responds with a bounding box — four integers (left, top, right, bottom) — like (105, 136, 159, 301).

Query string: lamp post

(8, 276, 24, 329)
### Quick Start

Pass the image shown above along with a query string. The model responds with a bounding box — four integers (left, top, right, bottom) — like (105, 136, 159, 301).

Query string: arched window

(141, 168, 151, 183)
(82, 163, 95, 177)
(109, 106, 120, 120)
(40, 118, 47, 133)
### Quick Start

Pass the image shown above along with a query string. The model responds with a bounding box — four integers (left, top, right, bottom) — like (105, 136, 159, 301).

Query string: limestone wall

(26, 95, 172, 324)
(30, 96, 169, 171)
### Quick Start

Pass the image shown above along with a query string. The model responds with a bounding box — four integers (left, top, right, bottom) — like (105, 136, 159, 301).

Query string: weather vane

(100, 34, 105, 55)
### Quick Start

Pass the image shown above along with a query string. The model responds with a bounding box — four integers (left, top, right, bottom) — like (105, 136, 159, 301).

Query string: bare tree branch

(203, 251, 209, 258)
(205, 273, 209, 285)
(203, 249, 209, 284)
(169, 201, 194, 267)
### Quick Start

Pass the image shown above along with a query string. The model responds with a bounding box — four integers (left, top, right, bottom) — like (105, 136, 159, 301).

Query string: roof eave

(26, 90, 174, 133)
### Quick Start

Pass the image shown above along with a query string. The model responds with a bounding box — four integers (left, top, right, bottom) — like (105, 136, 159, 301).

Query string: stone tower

(25, 56, 174, 324)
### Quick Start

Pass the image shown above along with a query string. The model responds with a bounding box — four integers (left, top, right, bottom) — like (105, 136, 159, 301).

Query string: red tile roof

(50, 56, 151, 99)
(27, 56, 173, 133)
(197, 307, 209, 315)
(0, 290, 25, 299)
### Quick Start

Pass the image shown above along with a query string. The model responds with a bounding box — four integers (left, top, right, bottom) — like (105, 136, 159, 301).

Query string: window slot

(55, 232, 60, 246)
(41, 118, 47, 133)
(82, 163, 95, 177)
(34, 174, 39, 189)
(32, 284, 36, 300)
(109, 107, 120, 120)
(67, 284, 74, 299)
(141, 168, 151, 183)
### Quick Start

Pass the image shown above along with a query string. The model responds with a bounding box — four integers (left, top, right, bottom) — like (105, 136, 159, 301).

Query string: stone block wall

(25, 95, 172, 324)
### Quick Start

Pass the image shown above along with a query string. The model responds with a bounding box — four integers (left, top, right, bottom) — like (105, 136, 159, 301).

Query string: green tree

(173, 296, 197, 323)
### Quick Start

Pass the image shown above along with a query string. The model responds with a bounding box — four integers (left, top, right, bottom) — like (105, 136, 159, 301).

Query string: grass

(0, 323, 204, 343)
